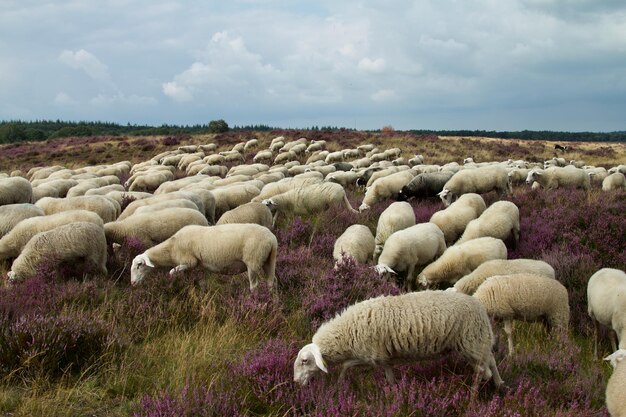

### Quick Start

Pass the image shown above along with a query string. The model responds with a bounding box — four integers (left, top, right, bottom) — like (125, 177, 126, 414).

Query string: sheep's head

(294, 343, 328, 385)
(374, 264, 396, 276)
(262, 198, 277, 210)
(358, 203, 370, 212)
(526, 170, 542, 185)
(604, 349, 626, 369)
(417, 273, 430, 288)
(6, 270, 18, 284)
(131, 253, 154, 285)
(437, 189, 453, 206)
(396, 187, 409, 201)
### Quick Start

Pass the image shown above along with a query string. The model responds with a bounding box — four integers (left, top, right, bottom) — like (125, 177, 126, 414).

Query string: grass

(0, 130, 624, 416)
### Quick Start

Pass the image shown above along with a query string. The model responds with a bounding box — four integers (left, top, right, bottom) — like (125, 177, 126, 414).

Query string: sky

(1, 0, 626, 131)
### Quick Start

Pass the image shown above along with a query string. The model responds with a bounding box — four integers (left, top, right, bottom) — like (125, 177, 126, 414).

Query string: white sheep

(473, 273, 570, 356)
(602, 173, 626, 191)
(216, 202, 273, 229)
(0, 177, 32, 206)
(35, 195, 118, 223)
(84, 184, 126, 196)
(134, 199, 200, 216)
(105, 191, 153, 207)
(453, 259, 555, 295)
(131, 224, 277, 291)
(153, 175, 213, 194)
(417, 237, 508, 288)
(525, 166, 591, 191)
(455, 201, 520, 248)
(438, 165, 511, 206)
(587, 268, 626, 357)
(0, 204, 45, 239)
(325, 151, 345, 164)
(105, 208, 208, 248)
(429, 193, 487, 245)
(211, 183, 261, 219)
(0, 210, 104, 261)
(359, 170, 416, 211)
(293, 290, 503, 396)
(7, 222, 107, 282)
(119, 191, 207, 221)
(604, 349, 626, 417)
(373, 202, 416, 263)
(333, 224, 375, 266)
(253, 150, 273, 163)
(608, 164, 626, 175)
(375, 222, 446, 290)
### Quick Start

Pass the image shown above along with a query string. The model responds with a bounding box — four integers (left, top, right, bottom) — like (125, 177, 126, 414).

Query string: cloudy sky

(1, 0, 625, 130)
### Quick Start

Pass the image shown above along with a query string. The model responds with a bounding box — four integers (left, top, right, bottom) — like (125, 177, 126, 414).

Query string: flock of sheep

(0, 135, 625, 415)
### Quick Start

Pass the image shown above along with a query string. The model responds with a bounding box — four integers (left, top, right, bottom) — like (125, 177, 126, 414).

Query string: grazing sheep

(0, 177, 33, 206)
(453, 259, 555, 295)
(365, 166, 406, 188)
(153, 175, 213, 195)
(253, 150, 273, 163)
(105, 208, 208, 248)
(274, 150, 297, 164)
(455, 201, 520, 248)
(244, 139, 259, 151)
(131, 224, 277, 291)
(325, 170, 360, 188)
(587, 268, 626, 357)
(198, 143, 217, 153)
(119, 191, 207, 221)
(293, 290, 503, 395)
(306, 151, 330, 164)
(128, 171, 175, 192)
(507, 168, 530, 186)
(417, 237, 507, 288)
(604, 349, 626, 417)
(608, 164, 626, 175)
(473, 273, 570, 356)
(375, 222, 446, 289)
(7, 222, 107, 282)
(430, 193, 487, 245)
(32, 179, 79, 199)
(373, 202, 416, 263)
(0, 204, 45, 239)
(216, 202, 273, 228)
(134, 199, 200, 216)
(84, 184, 126, 196)
(211, 183, 261, 219)
(35, 195, 118, 223)
(204, 154, 226, 165)
(438, 166, 511, 206)
(602, 173, 626, 191)
(397, 171, 454, 201)
(325, 151, 345, 164)
(525, 166, 591, 191)
(333, 224, 375, 265)
(105, 190, 153, 206)
(359, 170, 416, 211)
(408, 154, 425, 166)
(252, 177, 322, 202)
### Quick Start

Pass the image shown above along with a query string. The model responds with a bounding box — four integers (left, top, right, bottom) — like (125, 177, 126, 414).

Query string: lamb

(375, 222, 446, 290)
(0, 177, 32, 206)
(429, 193, 487, 245)
(417, 237, 508, 288)
(473, 273, 570, 356)
(359, 170, 416, 211)
(587, 268, 626, 357)
(333, 224, 375, 266)
(604, 349, 626, 417)
(104, 208, 208, 248)
(525, 166, 591, 191)
(0, 204, 45, 239)
(293, 290, 503, 396)
(216, 202, 273, 228)
(455, 201, 520, 248)
(453, 259, 555, 295)
(7, 222, 107, 283)
(373, 202, 415, 263)
(438, 165, 511, 206)
(507, 168, 530, 186)
(35, 195, 118, 223)
(397, 171, 454, 201)
(131, 224, 277, 291)
(602, 173, 626, 191)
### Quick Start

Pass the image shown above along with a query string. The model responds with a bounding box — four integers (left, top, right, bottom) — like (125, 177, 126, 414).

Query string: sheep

(305, 151, 329, 165)
(274, 151, 297, 164)
(417, 237, 507, 288)
(375, 223, 446, 289)
(198, 143, 217, 153)
(429, 193, 487, 245)
(105, 191, 153, 207)
(373, 202, 415, 263)
(118, 191, 207, 221)
(32, 179, 79, 198)
(397, 171, 454, 201)
(604, 349, 626, 417)
(602, 173, 626, 191)
(408, 154, 425, 166)
(131, 224, 277, 291)
(325, 170, 360, 188)
(204, 154, 226, 165)
(104, 208, 208, 249)
(211, 183, 261, 219)
(325, 151, 345, 164)
(244, 139, 259, 151)
(587, 268, 626, 357)
(293, 290, 503, 396)
(359, 170, 416, 211)
(473, 273, 570, 356)
(84, 184, 126, 196)
(507, 168, 530, 186)
(365, 166, 403, 188)
(178, 145, 199, 153)
(216, 202, 273, 228)
(333, 224, 375, 266)
(0, 177, 32, 206)
(133, 199, 200, 215)
(153, 175, 213, 195)
(438, 165, 511, 206)
(7, 222, 107, 283)
(252, 177, 322, 203)
(455, 201, 520, 248)
(608, 164, 626, 175)
(453, 259, 555, 295)
(66, 177, 120, 197)
(0, 204, 45, 239)
(525, 166, 591, 191)
(253, 150, 273, 163)
(269, 140, 285, 152)
(128, 171, 175, 192)
(35, 196, 118, 223)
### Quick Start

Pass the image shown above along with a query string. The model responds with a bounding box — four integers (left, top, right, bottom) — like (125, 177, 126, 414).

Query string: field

(0, 131, 625, 416)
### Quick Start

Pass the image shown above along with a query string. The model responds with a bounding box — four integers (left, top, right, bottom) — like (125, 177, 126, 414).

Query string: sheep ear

(604, 350, 626, 367)
(138, 254, 154, 267)
(307, 343, 328, 373)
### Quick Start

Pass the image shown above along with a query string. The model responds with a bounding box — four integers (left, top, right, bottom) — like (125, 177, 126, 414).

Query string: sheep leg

(405, 264, 415, 291)
(610, 330, 618, 352)
(271, 211, 279, 228)
(383, 365, 395, 384)
(169, 264, 191, 275)
(593, 320, 599, 358)
(247, 266, 259, 291)
(338, 359, 362, 382)
(503, 320, 515, 356)
(488, 353, 504, 388)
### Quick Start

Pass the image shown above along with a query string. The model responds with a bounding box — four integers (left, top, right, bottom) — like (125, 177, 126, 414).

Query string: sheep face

(261, 199, 277, 211)
(6, 270, 17, 283)
(604, 349, 626, 368)
(358, 203, 370, 212)
(374, 264, 396, 276)
(131, 253, 154, 285)
(526, 170, 542, 185)
(294, 343, 328, 385)
(396, 187, 410, 201)
(437, 189, 454, 206)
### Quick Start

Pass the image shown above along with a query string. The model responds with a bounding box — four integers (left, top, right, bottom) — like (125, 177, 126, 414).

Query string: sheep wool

(262, 182, 358, 217)
(587, 268, 626, 356)
(602, 173, 626, 191)
(294, 290, 503, 392)
(604, 349, 626, 417)
(0, 177, 33, 206)
(216, 202, 273, 228)
(430, 193, 486, 245)
(438, 165, 510, 206)
(455, 201, 520, 247)
(0, 204, 45, 239)
(333, 224, 375, 265)
(359, 170, 416, 211)
(374, 202, 416, 262)
(35, 195, 118, 223)
(473, 273, 570, 356)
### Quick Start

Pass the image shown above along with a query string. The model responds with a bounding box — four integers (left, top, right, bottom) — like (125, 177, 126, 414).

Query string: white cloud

(90, 93, 157, 106)
(162, 81, 193, 102)
(54, 92, 78, 106)
(358, 57, 386, 74)
(371, 89, 397, 102)
(59, 49, 111, 82)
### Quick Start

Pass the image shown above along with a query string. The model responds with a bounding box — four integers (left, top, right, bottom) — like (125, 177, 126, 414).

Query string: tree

(207, 119, 229, 133)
